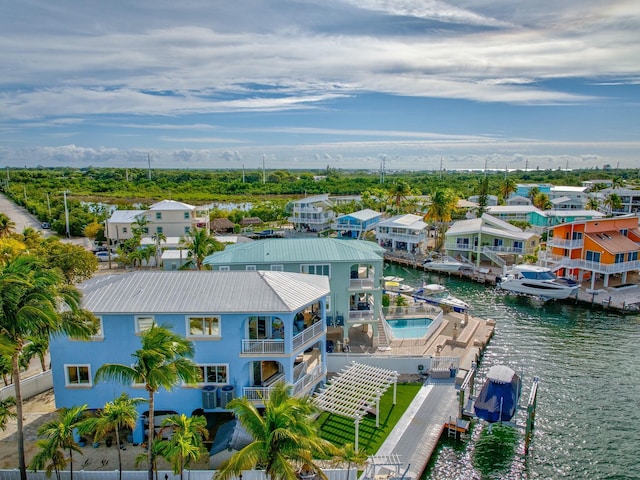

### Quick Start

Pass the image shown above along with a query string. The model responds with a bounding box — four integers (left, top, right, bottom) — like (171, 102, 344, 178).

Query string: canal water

(383, 264, 640, 480)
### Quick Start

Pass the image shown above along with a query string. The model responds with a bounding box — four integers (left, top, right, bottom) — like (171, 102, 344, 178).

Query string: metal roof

(80, 271, 330, 314)
(377, 214, 426, 229)
(337, 209, 381, 221)
(108, 210, 146, 223)
(149, 200, 195, 211)
(204, 238, 385, 265)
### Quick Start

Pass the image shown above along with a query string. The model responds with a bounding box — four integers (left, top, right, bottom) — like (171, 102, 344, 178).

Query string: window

(585, 251, 601, 263)
(219, 266, 230, 271)
(456, 238, 469, 247)
(615, 253, 625, 264)
(493, 238, 503, 247)
(184, 226, 191, 234)
(65, 365, 91, 387)
(301, 264, 330, 277)
(629, 252, 638, 261)
(513, 241, 523, 251)
(71, 317, 103, 341)
(184, 212, 190, 219)
(246, 265, 257, 271)
(271, 265, 284, 271)
(188, 316, 220, 337)
(123, 227, 128, 234)
(197, 364, 228, 384)
(155, 212, 162, 220)
(135, 316, 155, 333)
(156, 226, 163, 234)
(325, 295, 331, 312)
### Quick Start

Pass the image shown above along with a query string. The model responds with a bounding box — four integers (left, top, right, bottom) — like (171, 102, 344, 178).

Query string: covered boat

(412, 283, 470, 312)
(474, 365, 522, 423)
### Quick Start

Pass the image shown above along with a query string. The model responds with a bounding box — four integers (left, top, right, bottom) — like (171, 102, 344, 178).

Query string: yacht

(412, 283, 470, 312)
(497, 264, 579, 300)
(422, 255, 467, 273)
(474, 365, 522, 424)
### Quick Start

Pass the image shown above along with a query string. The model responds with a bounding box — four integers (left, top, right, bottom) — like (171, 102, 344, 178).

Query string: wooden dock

(373, 379, 458, 480)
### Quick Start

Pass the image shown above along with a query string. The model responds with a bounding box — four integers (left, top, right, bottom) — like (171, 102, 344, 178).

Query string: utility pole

(262, 155, 266, 184)
(380, 155, 387, 184)
(63, 190, 70, 238)
(147, 154, 152, 180)
(46, 192, 51, 220)
(484, 157, 488, 177)
(439, 157, 443, 179)
(5, 166, 8, 187)
(525, 158, 529, 172)
(242, 164, 245, 183)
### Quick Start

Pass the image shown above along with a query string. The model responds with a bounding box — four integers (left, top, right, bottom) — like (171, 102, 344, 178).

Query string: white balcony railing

(555, 257, 640, 274)
(292, 364, 325, 396)
(377, 232, 427, 243)
(348, 309, 375, 322)
(292, 320, 324, 351)
(547, 237, 584, 249)
(241, 339, 285, 355)
(349, 276, 376, 290)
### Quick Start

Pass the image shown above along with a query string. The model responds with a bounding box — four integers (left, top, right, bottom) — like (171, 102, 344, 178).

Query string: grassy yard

(317, 383, 423, 454)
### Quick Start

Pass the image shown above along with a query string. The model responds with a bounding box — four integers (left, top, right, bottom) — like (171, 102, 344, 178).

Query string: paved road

(0, 192, 45, 233)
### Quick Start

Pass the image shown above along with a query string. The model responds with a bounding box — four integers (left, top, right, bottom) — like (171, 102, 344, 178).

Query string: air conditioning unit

(219, 385, 235, 408)
(202, 385, 218, 409)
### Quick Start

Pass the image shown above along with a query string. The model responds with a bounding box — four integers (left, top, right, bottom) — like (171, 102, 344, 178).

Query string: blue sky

(1, 0, 639, 171)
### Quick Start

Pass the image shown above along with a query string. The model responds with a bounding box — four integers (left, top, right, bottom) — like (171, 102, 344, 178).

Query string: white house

(286, 194, 335, 232)
(375, 214, 428, 254)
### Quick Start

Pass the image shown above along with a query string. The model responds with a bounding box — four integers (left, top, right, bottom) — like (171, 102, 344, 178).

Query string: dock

(384, 252, 640, 314)
(372, 378, 458, 480)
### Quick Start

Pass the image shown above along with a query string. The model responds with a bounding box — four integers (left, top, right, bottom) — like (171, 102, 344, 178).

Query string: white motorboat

(413, 283, 470, 312)
(497, 264, 579, 300)
(383, 279, 415, 294)
(422, 255, 466, 273)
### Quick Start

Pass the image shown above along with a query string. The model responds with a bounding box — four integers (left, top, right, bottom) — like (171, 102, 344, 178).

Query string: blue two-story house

(49, 270, 330, 444)
(332, 209, 382, 239)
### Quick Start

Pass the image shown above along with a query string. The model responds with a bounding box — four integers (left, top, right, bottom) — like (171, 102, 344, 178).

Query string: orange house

(548, 216, 640, 289)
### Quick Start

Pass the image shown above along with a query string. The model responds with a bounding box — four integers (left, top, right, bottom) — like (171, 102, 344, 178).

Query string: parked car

(95, 251, 119, 262)
(41, 222, 51, 229)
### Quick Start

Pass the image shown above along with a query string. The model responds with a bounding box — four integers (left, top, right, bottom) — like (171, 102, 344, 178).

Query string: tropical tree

(332, 442, 368, 480)
(603, 193, 623, 216)
(585, 197, 600, 211)
(499, 176, 517, 204)
(532, 192, 552, 210)
(424, 189, 458, 251)
(94, 324, 200, 480)
(214, 381, 338, 480)
(30, 439, 67, 480)
(474, 176, 490, 217)
(387, 181, 412, 214)
(152, 231, 167, 267)
(0, 396, 17, 430)
(0, 213, 15, 238)
(156, 414, 209, 480)
(527, 186, 540, 202)
(79, 393, 145, 480)
(611, 176, 624, 189)
(30, 405, 88, 480)
(0, 255, 97, 480)
(38, 241, 99, 285)
(179, 227, 223, 270)
(21, 335, 49, 372)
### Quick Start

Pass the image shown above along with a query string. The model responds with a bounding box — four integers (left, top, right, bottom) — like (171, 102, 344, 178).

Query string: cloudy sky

(1, 0, 639, 171)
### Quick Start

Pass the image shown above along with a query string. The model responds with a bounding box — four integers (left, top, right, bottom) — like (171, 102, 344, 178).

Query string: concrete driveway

(0, 192, 45, 233)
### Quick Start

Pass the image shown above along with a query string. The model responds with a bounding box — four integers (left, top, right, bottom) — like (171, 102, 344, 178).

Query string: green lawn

(317, 383, 423, 454)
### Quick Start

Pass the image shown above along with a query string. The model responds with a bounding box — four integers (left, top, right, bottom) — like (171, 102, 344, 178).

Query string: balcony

(547, 237, 584, 249)
(378, 232, 427, 243)
(349, 275, 376, 290)
(555, 257, 640, 275)
(242, 364, 325, 403)
(292, 320, 324, 351)
(348, 309, 375, 323)
(241, 339, 285, 355)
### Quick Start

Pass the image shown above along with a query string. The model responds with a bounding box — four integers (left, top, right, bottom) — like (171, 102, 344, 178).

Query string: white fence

(0, 469, 355, 480)
(0, 371, 52, 401)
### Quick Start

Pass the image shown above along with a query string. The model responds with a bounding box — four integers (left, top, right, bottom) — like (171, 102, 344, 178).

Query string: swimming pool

(387, 317, 433, 339)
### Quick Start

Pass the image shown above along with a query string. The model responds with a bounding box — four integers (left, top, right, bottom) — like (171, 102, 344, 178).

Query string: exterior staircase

(376, 315, 391, 349)
(481, 247, 507, 268)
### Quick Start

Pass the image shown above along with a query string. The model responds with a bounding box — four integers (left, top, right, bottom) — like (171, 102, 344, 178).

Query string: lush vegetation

(2, 167, 637, 237)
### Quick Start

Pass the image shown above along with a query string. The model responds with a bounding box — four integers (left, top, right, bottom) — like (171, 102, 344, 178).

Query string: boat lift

(452, 363, 540, 455)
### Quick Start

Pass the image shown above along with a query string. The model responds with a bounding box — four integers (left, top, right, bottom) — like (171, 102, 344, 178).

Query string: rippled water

(384, 264, 640, 480)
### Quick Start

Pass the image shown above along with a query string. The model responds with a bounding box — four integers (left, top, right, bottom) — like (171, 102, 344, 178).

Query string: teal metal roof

(204, 238, 385, 265)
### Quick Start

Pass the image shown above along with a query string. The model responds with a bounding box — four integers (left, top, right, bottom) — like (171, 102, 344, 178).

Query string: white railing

(555, 257, 640, 274)
(430, 356, 460, 372)
(481, 248, 507, 268)
(349, 277, 376, 290)
(241, 339, 285, 355)
(292, 320, 324, 351)
(378, 232, 427, 243)
(292, 364, 325, 396)
(547, 237, 584, 249)
(293, 360, 307, 381)
(348, 310, 375, 322)
(445, 242, 473, 251)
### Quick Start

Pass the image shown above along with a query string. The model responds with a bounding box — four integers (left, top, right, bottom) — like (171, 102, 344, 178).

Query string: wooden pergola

(313, 362, 398, 451)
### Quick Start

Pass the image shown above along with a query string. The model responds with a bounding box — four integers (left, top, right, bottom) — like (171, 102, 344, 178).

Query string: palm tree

(0, 255, 97, 480)
(603, 193, 623, 216)
(585, 197, 600, 211)
(332, 442, 368, 480)
(215, 381, 338, 480)
(79, 393, 145, 480)
(387, 181, 412, 214)
(499, 176, 517, 204)
(94, 324, 200, 480)
(179, 227, 223, 270)
(30, 405, 88, 480)
(30, 439, 67, 480)
(0, 396, 17, 431)
(532, 192, 552, 210)
(152, 231, 167, 267)
(21, 335, 49, 372)
(424, 189, 458, 251)
(527, 186, 540, 203)
(0, 213, 16, 238)
(156, 414, 209, 480)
